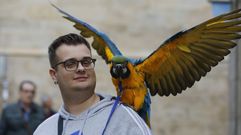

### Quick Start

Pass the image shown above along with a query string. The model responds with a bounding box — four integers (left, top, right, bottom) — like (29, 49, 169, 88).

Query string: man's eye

(82, 60, 91, 66)
(65, 61, 77, 68)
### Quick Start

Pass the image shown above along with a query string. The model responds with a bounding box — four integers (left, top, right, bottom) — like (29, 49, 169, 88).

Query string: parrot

(51, 3, 241, 127)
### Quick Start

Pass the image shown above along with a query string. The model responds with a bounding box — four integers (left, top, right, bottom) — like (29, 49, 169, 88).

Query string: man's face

(50, 44, 96, 93)
(20, 83, 35, 105)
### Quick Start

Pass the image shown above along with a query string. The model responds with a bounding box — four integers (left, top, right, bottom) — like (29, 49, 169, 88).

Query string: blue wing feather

(137, 91, 151, 127)
(51, 3, 122, 56)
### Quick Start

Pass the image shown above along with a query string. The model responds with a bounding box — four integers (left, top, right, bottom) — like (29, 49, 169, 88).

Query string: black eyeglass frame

(53, 57, 97, 71)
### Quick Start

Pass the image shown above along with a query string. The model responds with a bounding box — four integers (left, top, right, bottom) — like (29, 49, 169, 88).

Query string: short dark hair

(48, 33, 91, 68)
(19, 80, 36, 91)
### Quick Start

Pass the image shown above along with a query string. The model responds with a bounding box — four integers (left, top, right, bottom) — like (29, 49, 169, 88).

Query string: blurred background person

(41, 95, 56, 120)
(0, 80, 44, 135)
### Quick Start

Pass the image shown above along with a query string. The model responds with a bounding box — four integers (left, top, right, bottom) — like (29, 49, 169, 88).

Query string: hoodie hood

(58, 94, 115, 120)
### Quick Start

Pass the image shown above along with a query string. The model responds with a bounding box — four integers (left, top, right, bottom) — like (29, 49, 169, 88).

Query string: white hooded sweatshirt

(34, 94, 152, 135)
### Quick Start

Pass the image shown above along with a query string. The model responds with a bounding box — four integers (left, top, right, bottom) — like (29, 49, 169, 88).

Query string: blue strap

(58, 116, 63, 135)
(102, 81, 123, 135)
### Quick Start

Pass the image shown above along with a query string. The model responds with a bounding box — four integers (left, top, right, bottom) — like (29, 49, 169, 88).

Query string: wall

(0, 0, 231, 135)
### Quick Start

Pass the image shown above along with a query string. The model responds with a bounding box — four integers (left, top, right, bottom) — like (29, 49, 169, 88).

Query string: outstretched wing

(135, 9, 241, 96)
(51, 3, 122, 63)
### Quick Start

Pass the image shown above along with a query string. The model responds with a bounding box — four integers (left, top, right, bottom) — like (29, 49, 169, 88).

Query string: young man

(0, 80, 44, 135)
(34, 33, 151, 135)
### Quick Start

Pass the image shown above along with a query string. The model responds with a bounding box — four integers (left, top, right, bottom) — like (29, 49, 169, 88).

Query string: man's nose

(77, 62, 85, 71)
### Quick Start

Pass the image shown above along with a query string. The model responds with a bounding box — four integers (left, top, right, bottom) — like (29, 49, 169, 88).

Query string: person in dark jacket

(41, 95, 56, 119)
(0, 80, 44, 135)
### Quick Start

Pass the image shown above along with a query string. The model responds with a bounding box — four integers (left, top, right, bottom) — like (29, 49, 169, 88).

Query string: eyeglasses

(21, 89, 35, 94)
(54, 57, 96, 71)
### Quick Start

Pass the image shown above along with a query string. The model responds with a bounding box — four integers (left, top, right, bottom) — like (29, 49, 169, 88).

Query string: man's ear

(49, 68, 57, 82)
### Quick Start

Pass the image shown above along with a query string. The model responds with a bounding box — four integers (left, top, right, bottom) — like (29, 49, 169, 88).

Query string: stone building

(0, 0, 234, 135)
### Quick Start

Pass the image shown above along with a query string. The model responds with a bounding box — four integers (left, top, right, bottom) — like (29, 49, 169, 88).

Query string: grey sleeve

(105, 104, 152, 135)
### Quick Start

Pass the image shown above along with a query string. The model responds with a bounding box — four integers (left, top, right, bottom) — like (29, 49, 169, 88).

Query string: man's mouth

(73, 76, 88, 81)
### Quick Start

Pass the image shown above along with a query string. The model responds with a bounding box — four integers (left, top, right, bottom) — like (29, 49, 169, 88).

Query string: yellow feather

(105, 47, 113, 61)
(177, 44, 191, 53)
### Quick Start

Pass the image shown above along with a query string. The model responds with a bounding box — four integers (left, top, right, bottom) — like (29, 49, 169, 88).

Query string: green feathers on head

(111, 56, 128, 64)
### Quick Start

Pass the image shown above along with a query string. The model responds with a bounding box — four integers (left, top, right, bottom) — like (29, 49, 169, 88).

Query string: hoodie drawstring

(80, 109, 90, 135)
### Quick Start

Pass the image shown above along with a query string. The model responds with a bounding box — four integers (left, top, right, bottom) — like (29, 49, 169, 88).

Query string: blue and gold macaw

(52, 4, 241, 127)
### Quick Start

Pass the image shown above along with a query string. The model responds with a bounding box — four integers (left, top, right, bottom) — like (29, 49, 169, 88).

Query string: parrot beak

(110, 63, 130, 79)
(115, 64, 126, 76)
